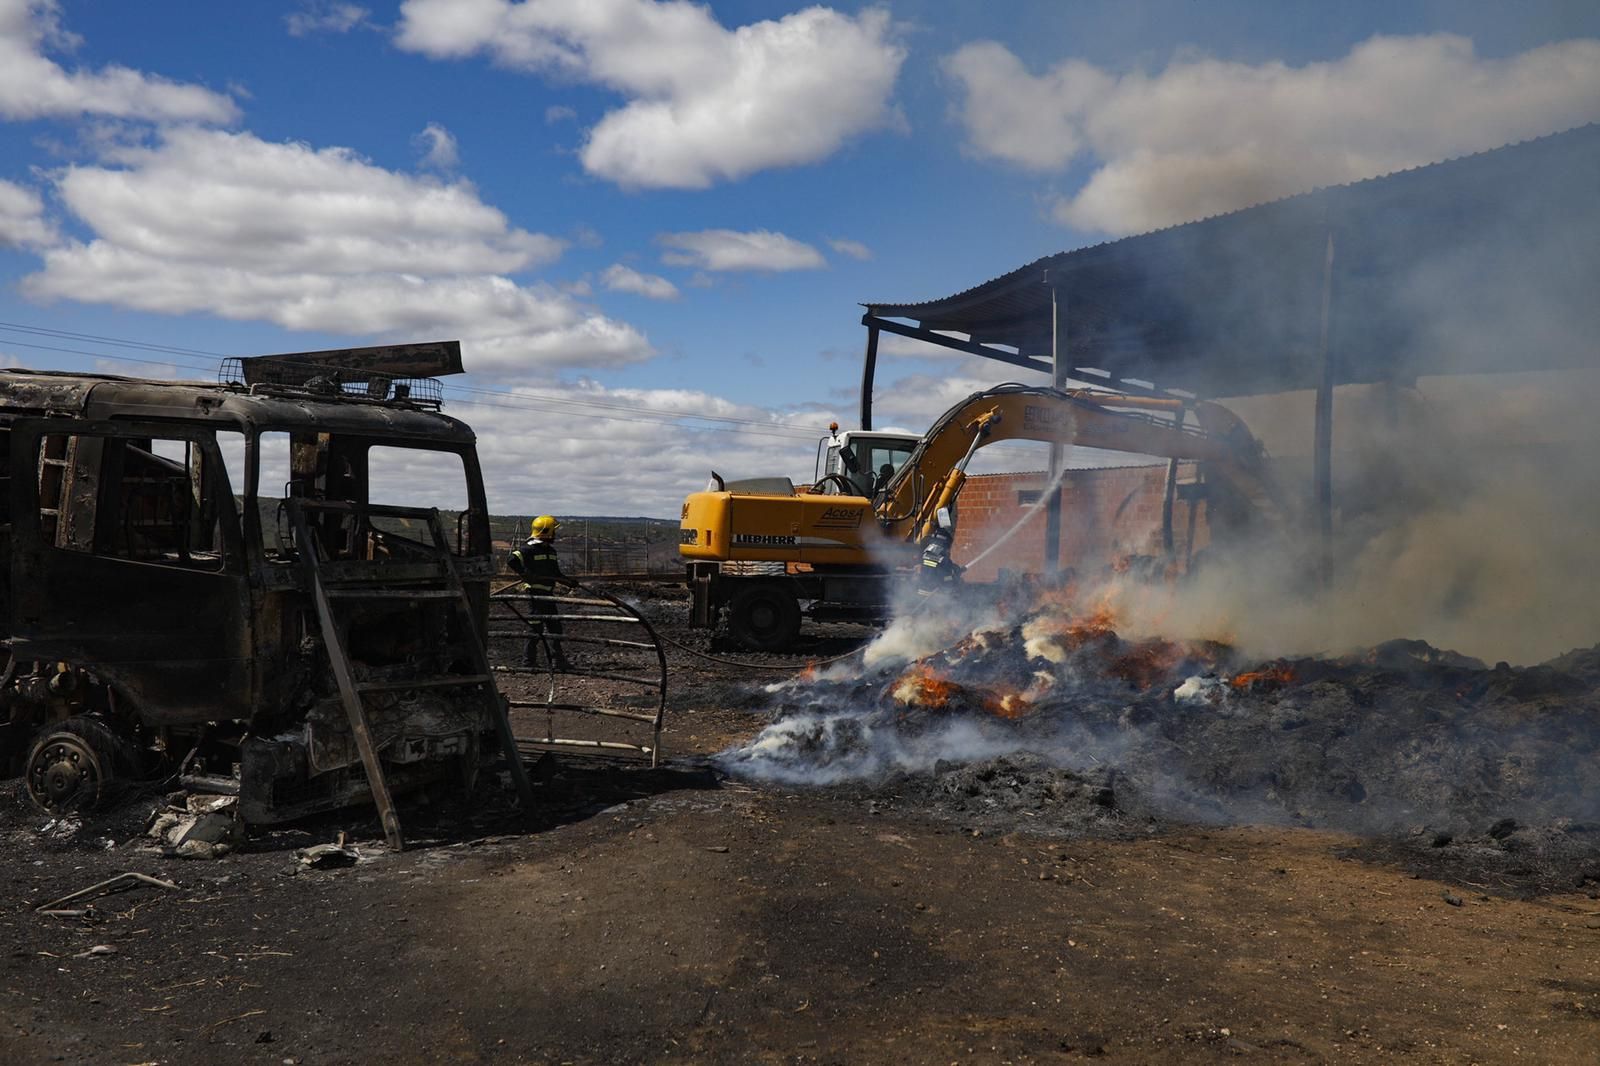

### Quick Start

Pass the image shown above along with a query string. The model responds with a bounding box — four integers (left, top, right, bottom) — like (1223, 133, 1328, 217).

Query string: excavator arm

(876, 383, 1280, 546)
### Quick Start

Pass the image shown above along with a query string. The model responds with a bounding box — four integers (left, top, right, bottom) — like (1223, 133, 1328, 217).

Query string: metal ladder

(287, 499, 534, 849)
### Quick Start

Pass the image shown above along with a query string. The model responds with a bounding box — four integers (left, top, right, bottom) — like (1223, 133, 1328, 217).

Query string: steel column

(1159, 458, 1178, 557)
(1313, 229, 1338, 587)
(860, 322, 880, 431)
(1044, 283, 1066, 573)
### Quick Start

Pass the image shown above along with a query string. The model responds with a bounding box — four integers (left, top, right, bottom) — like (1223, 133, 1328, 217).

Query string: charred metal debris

(0, 341, 666, 848)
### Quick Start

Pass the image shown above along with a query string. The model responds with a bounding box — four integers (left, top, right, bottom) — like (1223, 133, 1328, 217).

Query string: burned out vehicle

(0, 342, 529, 845)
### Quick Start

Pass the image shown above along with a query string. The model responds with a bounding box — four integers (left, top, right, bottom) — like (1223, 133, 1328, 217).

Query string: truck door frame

(8, 418, 254, 726)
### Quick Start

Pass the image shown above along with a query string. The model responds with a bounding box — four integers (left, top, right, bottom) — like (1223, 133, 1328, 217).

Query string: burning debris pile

(722, 586, 1600, 876)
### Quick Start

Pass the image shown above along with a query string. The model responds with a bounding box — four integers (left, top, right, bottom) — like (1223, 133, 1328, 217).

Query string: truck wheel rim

(25, 733, 106, 812)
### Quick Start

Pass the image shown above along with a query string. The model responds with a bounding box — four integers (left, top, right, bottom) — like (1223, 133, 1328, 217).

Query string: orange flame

(892, 663, 960, 709)
(1068, 605, 1118, 645)
(1027, 601, 1118, 652)
(981, 687, 1035, 720)
(1230, 665, 1295, 690)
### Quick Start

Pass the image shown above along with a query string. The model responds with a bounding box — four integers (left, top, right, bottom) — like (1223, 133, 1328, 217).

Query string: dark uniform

(917, 527, 962, 593)
(509, 536, 571, 670)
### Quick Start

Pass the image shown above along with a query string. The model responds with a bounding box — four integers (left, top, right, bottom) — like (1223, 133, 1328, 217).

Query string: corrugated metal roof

(865, 123, 1600, 397)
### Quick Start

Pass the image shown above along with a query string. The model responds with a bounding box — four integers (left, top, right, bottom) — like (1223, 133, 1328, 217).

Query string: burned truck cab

(0, 342, 508, 828)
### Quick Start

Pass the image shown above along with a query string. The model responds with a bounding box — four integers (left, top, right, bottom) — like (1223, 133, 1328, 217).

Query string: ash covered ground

(4, 582, 1600, 1063)
(720, 585, 1600, 896)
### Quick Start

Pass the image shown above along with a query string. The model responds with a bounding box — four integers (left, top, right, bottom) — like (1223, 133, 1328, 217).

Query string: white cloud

(0, 178, 56, 249)
(877, 364, 1042, 424)
(658, 228, 825, 272)
(544, 104, 577, 124)
(285, 2, 371, 37)
(413, 121, 460, 171)
(46, 129, 561, 275)
(944, 33, 1600, 235)
(879, 331, 971, 360)
(432, 370, 1073, 515)
(600, 263, 678, 300)
(395, 0, 906, 189)
(458, 383, 843, 516)
(828, 237, 872, 261)
(23, 128, 653, 374)
(0, 0, 238, 124)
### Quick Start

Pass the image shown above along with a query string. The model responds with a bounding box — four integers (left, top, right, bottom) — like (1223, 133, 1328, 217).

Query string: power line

(0, 322, 827, 442)
(0, 320, 231, 360)
(0, 318, 828, 432)
(0, 321, 826, 437)
(0, 336, 220, 375)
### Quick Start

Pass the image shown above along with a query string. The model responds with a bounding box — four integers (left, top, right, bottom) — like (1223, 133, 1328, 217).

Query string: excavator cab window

(822, 434, 918, 497)
(863, 440, 916, 493)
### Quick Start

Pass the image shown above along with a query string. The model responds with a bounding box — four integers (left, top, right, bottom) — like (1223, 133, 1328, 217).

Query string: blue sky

(0, 1, 1596, 516)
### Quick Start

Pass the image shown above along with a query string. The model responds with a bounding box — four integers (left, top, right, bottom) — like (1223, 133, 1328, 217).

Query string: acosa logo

(816, 506, 864, 529)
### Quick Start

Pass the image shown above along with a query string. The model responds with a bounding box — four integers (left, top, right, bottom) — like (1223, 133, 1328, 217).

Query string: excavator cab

(818, 429, 919, 497)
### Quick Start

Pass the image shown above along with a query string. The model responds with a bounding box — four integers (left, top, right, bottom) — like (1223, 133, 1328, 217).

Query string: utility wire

(0, 323, 826, 442)
(0, 320, 230, 359)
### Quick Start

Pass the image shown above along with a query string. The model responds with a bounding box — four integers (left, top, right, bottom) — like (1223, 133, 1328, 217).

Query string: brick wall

(951, 464, 1211, 582)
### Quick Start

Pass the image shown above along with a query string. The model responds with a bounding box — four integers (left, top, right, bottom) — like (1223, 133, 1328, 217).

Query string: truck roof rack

(219, 340, 460, 410)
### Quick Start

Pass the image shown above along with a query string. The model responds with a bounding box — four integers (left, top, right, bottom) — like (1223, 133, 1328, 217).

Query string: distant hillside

(490, 513, 679, 576)
(251, 497, 680, 576)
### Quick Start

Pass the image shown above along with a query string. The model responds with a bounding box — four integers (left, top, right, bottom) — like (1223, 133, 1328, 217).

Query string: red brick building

(951, 465, 1211, 582)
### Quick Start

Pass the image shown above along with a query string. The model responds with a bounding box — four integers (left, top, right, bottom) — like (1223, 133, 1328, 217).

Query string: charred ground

(2, 582, 1599, 1064)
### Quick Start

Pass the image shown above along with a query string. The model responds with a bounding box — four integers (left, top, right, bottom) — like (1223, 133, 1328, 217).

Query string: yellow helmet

(530, 514, 560, 537)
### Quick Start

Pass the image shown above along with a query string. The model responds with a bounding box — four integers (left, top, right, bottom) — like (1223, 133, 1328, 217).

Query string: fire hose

(961, 462, 1074, 570)
(685, 464, 1077, 672)
(652, 631, 868, 672)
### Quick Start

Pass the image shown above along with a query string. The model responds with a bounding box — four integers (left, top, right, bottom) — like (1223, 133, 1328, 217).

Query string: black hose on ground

(651, 631, 868, 672)
(492, 579, 867, 673)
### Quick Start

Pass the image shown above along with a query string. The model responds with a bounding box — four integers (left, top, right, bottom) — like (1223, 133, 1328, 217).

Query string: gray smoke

(1097, 372, 1600, 665)
(721, 581, 1600, 838)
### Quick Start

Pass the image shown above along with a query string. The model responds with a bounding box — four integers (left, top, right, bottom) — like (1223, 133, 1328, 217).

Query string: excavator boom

(878, 384, 1272, 543)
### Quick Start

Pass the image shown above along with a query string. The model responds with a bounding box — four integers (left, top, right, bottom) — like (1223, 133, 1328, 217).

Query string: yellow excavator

(680, 383, 1281, 649)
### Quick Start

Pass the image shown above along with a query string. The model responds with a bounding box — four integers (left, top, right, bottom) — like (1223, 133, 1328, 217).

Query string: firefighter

(509, 515, 573, 671)
(917, 508, 963, 593)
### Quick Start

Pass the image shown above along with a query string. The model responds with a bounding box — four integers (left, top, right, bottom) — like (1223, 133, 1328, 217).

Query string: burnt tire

(24, 717, 126, 813)
(725, 582, 802, 652)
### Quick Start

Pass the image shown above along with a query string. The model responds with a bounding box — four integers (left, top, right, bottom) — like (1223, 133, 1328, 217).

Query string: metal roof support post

(859, 321, 880, 431)
(1161, 408, 1186, 560)
(1313, 228, 1338, 588)
(1045, 281, 1066, 574)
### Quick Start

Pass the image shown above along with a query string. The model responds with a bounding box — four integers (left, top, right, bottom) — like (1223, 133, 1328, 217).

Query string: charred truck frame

(0, 342, 530, 840)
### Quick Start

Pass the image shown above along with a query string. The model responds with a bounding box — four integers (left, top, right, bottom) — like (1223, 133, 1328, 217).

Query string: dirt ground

(3, 585, 1599, 1065)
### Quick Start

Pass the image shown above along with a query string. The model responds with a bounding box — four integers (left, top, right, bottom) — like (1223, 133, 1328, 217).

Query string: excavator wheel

(726, 582, 802, 652)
